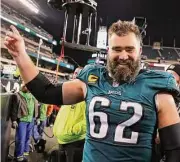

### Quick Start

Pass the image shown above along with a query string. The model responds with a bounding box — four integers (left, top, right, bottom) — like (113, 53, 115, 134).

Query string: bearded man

(4, 20, 180, 162)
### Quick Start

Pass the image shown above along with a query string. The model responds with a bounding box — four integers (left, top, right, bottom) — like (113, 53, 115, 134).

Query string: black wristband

(26, 72, 63, 105)
(164, 149, 180, 162)
(159, 123, 180, 151)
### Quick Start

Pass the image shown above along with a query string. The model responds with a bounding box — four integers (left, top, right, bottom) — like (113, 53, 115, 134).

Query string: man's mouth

(118, 62, 128, 66)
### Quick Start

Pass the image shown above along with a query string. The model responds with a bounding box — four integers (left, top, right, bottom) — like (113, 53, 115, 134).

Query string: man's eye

(114, 49, 122, 52)
(126, 49, 134, 53)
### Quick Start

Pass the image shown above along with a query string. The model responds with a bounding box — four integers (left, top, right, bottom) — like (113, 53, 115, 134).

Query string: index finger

(6, 31, 20, 41)
(10, 25, 20, 35)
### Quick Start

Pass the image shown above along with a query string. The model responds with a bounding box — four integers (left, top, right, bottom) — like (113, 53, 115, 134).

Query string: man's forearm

(14, 52, 39, 84)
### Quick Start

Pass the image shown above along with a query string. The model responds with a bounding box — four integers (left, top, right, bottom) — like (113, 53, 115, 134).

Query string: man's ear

(139, 47, 142, 55)
(107, 46, 109, 54)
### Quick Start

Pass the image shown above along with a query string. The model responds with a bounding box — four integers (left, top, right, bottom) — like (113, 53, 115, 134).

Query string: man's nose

(118, 50, 129, 60)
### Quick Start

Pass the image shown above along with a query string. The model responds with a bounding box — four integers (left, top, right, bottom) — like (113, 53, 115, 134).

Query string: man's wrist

(13, 50, 27, 60)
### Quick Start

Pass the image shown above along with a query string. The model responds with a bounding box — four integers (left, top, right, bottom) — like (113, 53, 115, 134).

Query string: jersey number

(89, 96, 143, 144)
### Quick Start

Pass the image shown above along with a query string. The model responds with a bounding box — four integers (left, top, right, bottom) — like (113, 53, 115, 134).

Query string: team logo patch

(88, 74, 98, 84)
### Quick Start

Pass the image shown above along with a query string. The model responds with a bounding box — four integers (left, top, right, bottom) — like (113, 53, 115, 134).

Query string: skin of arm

(156, 93, 180, 129)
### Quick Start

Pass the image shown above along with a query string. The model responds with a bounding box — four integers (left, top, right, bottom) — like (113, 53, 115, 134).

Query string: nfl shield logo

(112, 81, 119, 87)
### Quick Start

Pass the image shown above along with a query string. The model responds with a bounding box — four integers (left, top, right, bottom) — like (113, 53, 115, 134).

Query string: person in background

(11, 85, 38, 162)
(46, 104, 60, 117)
(53, 67, 86, 162)
(32, 103, 48, 153)
(46, 104, 60, 128)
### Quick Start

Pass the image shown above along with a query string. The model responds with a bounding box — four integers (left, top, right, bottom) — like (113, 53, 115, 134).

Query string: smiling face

(107, 20, 142, 83)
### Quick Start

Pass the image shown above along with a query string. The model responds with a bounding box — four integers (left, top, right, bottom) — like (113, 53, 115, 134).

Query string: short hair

(108, 20, 142, 46)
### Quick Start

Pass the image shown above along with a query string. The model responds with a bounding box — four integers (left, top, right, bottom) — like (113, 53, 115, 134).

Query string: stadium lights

(18, 0, 39, 14)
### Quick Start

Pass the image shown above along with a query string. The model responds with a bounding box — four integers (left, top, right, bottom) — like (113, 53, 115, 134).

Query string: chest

(85, 80, 157, 124)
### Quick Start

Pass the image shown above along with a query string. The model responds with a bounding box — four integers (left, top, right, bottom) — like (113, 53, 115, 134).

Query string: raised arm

(4, 25, 86, 105)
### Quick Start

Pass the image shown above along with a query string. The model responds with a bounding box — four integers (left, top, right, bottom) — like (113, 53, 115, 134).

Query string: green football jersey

(77, 64, 179, 162)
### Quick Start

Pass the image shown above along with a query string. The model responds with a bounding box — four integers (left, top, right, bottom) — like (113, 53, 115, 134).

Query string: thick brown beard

(107, 56, 141, 83)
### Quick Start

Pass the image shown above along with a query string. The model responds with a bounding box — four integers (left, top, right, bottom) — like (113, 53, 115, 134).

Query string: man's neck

(106, 72, 126, 86)
(106, 69, 145, 86)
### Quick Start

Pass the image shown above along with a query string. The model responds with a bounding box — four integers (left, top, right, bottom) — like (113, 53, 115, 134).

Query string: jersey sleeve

(166, 74, 179, 95)
(77, 64, 97, 84)
(150, 71, 180, 98)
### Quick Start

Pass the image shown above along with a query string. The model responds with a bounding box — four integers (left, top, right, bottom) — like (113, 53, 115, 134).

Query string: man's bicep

(62, 79, 86, 105)
(156, 93, 180, 129)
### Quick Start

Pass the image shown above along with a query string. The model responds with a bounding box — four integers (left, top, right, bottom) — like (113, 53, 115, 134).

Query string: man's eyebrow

(125, 46, 135, 49)
(111, 46, 123, 50)
(111, 46, 135, 50)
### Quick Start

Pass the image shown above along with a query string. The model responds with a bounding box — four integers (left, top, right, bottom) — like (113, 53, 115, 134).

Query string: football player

(4, 21, 180, 162)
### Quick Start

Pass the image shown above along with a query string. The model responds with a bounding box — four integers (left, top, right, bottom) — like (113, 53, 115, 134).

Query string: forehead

(108, 32, 139, 47)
